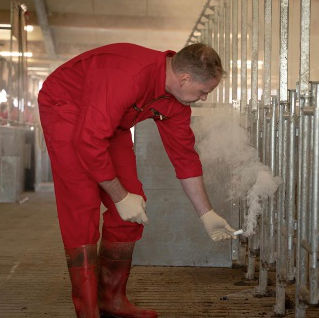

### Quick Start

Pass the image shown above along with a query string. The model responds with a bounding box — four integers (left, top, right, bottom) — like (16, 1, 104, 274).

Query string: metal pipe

(256, 102, 268, 295)
(274, 2, 289, 314)
(207, 15, 213, 47)
(224, 0, 231, 104)
(257, 1, 272, 296)
(276, 102, 289, 315)
(268, 96, 277, 265)
(213, 12, 219, 103)
(286, 89, 297, 282)
(33, 0, 57, 59)
(240, 0, 247, 117)
(296, 94, 307, 317)
(218, 1, 225, 103)
(251, 0, 259, 111)
(309, 82, 319, 305)
(296, 3, 312, 311)
(296, 93, 311, 314)
(231, 0, 238, 104)
(263, 0, 272, 109)
(279, 0, 289, 103)
(299, 0, 311, 96)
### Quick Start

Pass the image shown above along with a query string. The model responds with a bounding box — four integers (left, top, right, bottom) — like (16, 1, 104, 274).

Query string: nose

(200, 94, 208, 101)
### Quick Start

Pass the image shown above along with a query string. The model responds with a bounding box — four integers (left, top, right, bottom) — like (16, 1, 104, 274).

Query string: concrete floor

(1, 192, 319, 318)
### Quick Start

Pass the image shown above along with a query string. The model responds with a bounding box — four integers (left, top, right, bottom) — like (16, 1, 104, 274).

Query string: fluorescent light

(0, 51, 33, 57)
(0, 89, 7, 103)
(0, 24, 33, 32)
(24, 25, 34, 32)
(28, 66, 49, 71)
(13, 98, 18, 108)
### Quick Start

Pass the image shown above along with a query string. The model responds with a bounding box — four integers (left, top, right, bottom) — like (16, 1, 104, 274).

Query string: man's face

(173, 73, 221, 105)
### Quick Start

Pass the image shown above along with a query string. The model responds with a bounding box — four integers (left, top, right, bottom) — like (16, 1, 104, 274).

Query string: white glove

(200, 209, 236, 241)
(115, 192, 148, 225)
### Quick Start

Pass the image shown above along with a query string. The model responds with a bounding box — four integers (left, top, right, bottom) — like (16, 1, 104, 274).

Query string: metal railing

(186, 0, 319, 316)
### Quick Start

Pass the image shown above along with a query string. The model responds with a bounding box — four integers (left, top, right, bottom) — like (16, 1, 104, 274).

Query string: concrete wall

(133, 117, 234, 267)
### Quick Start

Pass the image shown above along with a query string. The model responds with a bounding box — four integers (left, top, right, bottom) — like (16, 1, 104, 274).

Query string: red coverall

(38, 43, 203, 249)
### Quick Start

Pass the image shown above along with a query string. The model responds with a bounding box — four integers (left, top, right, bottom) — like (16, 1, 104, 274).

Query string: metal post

(207, 15, 214, 47)
(274, 1, 289, 315)
(256, 0, 272, 296)
(251, 0, 259, 112)
(299, 0, 311, 96)
(263, 0, 272, 109)
(204, 21, 209, 44)
(240, 0, 247, 117)
(224, 0, 231, 104)
(268, 96, 277, 265)
(296, 0, 311, 315)
(231, 0, 238, 104)
(213, 12, 219, 104)
(218, 1, 225, 103)
(286, 89, 296, 283)
(275, 101, 288, 315)
(309, 83, 319, 305)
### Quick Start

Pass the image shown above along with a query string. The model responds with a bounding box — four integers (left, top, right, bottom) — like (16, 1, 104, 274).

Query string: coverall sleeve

(76, 69, 138, 183)
(155, 105, 203, 179)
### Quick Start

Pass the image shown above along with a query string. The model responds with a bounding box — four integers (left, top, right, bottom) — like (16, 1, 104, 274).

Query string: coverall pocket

(51, 102, 80, 143)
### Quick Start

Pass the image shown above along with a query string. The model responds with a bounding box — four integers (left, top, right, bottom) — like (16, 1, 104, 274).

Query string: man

(38, 43, 236, 318)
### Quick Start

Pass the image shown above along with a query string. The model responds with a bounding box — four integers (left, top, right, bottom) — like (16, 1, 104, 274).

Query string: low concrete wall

(133, 117, 233, 267)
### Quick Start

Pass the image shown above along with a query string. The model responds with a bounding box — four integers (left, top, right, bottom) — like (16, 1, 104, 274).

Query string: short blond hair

(172, 43, 224, 82)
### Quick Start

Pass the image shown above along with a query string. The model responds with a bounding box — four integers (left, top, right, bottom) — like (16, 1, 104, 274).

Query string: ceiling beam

(33, 0, 57, 59)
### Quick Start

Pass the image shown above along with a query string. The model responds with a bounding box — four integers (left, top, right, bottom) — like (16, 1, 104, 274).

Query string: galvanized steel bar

(286, 89, 297, 282)
(299, 0, 311, 96)
(256, 0, 272, 296)
(275, 101, 288, 316)
(309, 82, 319, 305)
(274, 2, 289, 314)
(213, 12, 219, 103)
(256, 104, 269, 294)
(296, 94, 308, 317)
(263, 0, 272, 108)
(207, 15, 213, 47)
(218, 1, 225, 103)
(268, 96, 277, 265)
(296, 93, 311, 313)
(279, 0, 289, 102)
(231, 0, 238, 103)
(224, 0, 231, 104)
(296, 2, 312, 311)
(251, 0, 259, 111)
(240, 0, 247, 114)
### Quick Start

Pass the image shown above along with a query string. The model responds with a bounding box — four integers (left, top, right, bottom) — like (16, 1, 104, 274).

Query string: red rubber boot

(98, 240, 158, 318)
(65, 244, 100, 318)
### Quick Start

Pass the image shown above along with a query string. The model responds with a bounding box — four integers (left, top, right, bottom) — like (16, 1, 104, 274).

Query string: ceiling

(0, 0, 211, 74)
(0, 0, 318, 86)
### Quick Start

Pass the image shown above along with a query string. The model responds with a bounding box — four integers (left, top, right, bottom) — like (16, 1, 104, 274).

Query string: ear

(177, 73, 192, 87)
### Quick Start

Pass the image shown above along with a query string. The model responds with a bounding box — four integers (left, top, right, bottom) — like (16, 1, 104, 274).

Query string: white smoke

(192, 106, 281, 236)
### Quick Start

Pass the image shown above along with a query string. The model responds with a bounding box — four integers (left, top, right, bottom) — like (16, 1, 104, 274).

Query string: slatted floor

(0, 192, 318, 317)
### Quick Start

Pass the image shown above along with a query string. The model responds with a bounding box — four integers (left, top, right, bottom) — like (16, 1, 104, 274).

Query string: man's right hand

(200, 209, 236, 241)
(115, 192, 149, 225)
